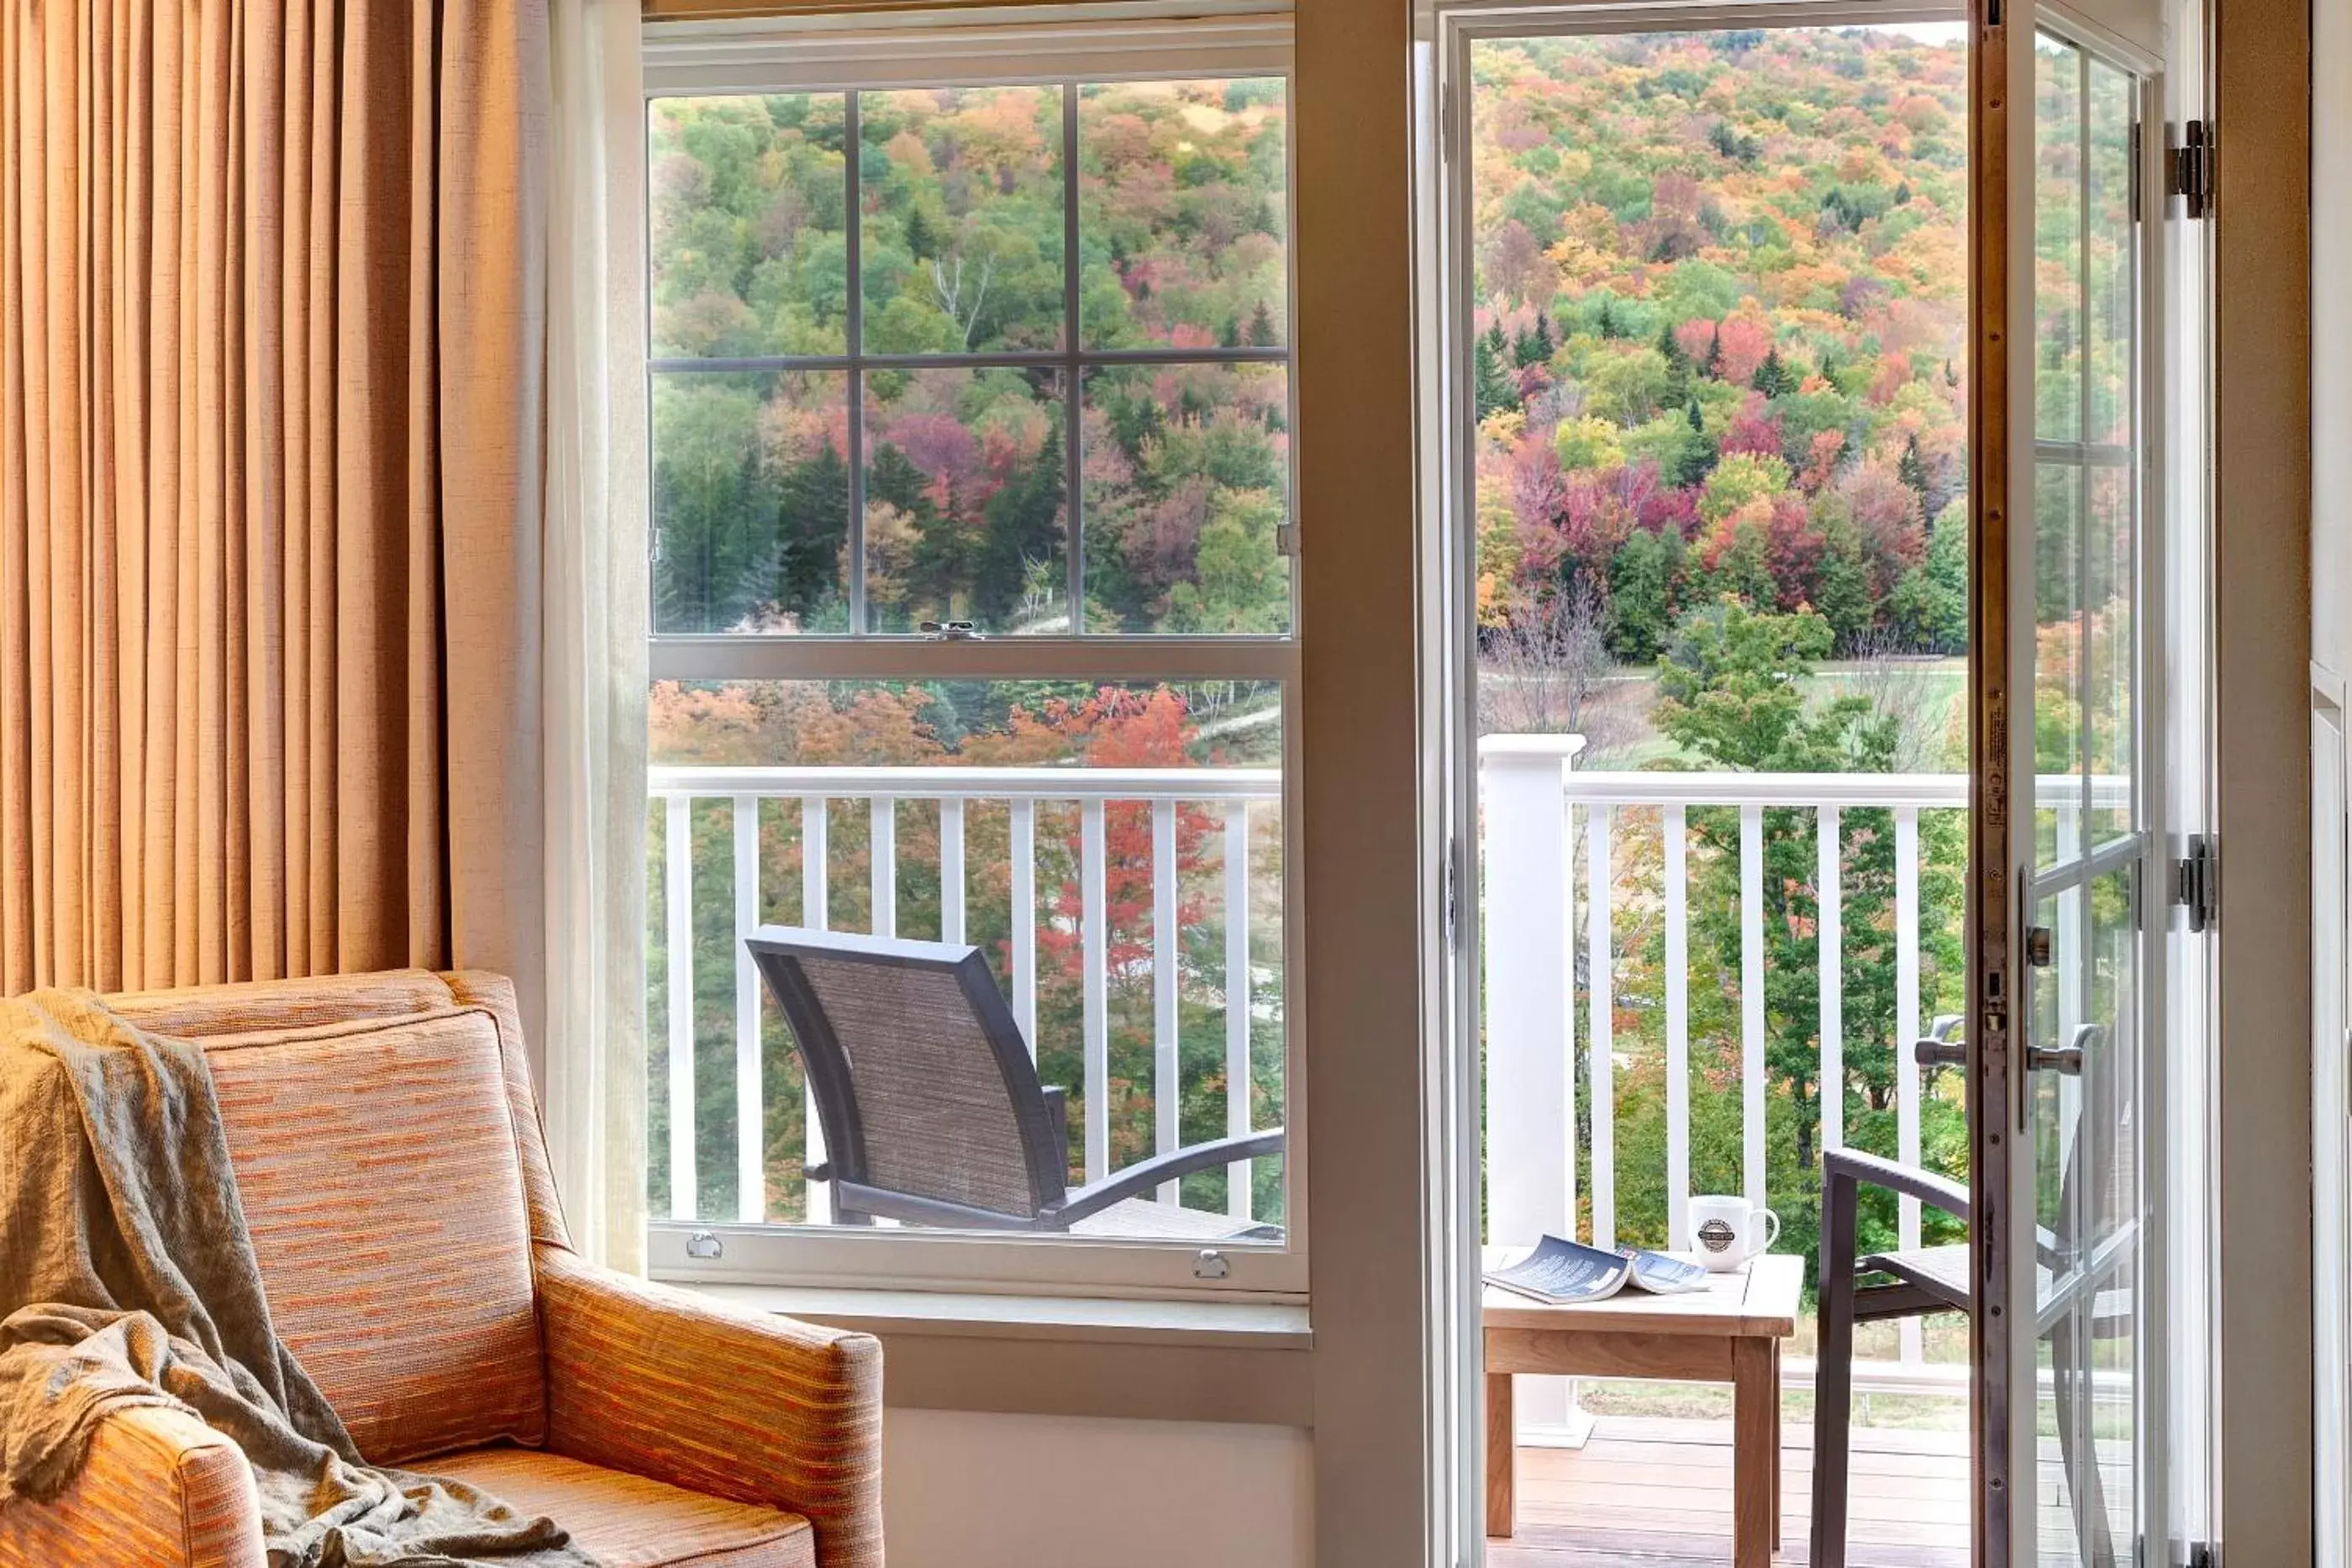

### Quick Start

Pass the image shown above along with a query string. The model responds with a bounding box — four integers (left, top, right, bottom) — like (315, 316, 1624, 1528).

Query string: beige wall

(880, 1412, 1313, 1568)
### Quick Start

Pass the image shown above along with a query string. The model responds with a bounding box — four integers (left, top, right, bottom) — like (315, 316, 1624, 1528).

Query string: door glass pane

(2029, 33, 2143, 1568)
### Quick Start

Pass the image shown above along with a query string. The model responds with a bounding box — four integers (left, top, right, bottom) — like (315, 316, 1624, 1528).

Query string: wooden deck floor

(1486, 1413, 1995, 1567)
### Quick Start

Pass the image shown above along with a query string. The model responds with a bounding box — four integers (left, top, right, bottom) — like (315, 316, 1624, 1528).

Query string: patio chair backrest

(747, 927, 1069, 1224)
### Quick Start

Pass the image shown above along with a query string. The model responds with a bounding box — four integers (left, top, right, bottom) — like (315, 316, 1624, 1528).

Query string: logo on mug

(1697, 1217, 1737, 1253)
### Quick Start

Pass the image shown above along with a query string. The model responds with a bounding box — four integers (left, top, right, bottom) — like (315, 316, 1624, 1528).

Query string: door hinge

(2174, 833, 2219, 932)
(2183, 1540, 2218, 1568)
(1276, 522, 1300, 557)
(1439, 81, 1457, 165)
(2167, 119, 2214, 219)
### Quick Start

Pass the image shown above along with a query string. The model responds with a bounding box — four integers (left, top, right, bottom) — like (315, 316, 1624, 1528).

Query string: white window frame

(639, 9, 1307, 1300)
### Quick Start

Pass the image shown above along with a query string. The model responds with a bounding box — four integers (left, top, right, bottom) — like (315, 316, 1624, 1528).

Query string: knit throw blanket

(0, 990, 593, 1567)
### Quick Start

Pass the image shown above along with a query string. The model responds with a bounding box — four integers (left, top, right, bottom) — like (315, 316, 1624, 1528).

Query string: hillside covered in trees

(1470, 27, 1971, 667)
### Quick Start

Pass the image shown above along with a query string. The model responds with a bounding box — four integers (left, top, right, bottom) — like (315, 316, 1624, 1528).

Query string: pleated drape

(0, 0, 547, 998)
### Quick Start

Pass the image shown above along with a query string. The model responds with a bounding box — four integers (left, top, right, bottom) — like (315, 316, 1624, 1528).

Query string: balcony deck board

(1486, 1411, 2123, 1566)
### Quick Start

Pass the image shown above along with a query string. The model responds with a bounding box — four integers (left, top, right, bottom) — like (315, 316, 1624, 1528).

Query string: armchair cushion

(199, 1006, 548, 1463)
(0, 1404, 264, 1568)
(537, 1246, 882, 1568)
(426, 1447, 813, 1568)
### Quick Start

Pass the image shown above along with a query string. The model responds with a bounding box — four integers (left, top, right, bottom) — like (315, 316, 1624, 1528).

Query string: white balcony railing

(649, 763, 1284, 1228)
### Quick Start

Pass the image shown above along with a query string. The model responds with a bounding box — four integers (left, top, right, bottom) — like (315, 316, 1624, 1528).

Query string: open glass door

(2019, 28, 2155, 1565)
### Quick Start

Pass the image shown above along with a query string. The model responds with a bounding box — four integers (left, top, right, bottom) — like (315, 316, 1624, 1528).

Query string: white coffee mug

(1688, 1195, 1780, 1271)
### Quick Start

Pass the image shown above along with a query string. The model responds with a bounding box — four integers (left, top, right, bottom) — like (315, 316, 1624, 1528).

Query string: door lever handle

(1913, 1013, 1966, 1068)
(2025, 1022, 2102, 1076)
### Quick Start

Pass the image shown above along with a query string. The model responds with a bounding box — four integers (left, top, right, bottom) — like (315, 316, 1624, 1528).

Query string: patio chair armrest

(0, 1404, 264, 1568)
(537, 1244, 884, 1568)
(1823, 1146, 1971, 1222)
(1053, 1129, 1287, 1226)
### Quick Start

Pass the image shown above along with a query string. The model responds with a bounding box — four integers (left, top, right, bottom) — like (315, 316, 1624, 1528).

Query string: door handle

(1913, 1013, 1966, 1068)
(2026, 1022, 2102, 1076)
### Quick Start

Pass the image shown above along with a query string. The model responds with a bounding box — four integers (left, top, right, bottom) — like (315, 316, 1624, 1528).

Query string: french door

(1981, 3, 2213, 1565)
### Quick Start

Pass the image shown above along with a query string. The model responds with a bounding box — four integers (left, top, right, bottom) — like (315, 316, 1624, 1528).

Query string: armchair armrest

(0, 1405, 263, 1568)
(1050, 1129, 1286, 1227)
(1823, 1146, 1971, 1223)
(536, 1244, 883, 1568)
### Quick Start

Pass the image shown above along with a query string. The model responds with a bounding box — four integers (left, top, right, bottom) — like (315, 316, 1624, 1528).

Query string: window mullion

(846, 89, 867, 634)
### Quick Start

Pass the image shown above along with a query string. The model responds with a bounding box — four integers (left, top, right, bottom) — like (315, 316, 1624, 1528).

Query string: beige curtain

(0, 0, 549, 1002)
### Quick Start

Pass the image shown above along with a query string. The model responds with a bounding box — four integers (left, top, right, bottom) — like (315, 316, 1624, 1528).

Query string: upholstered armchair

(0, 970, 882, 1568)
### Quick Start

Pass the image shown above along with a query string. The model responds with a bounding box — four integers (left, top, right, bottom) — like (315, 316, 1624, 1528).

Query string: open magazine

(1484, 1234, 1712, 1305)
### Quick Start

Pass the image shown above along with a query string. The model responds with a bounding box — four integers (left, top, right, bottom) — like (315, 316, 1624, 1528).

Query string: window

(639, 18, 1300, 1295)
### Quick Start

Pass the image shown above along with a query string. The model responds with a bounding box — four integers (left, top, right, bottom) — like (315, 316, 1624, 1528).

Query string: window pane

(2034, 40, 2083, 442)
(653, 371, 852, 634)
(862, 366, 1067, 634)
(858, 87, 1066, 354)
(649, 94, 850, 359)
(2034, 459, 2085, 865)
(1081, 362, 1292, 634)
(2085, 59, 2136, 448)
(646, 678, 1288, 1237)
(1079, 78, 1288, 350)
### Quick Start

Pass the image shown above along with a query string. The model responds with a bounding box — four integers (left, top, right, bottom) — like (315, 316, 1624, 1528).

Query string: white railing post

(1896, 805, 1924, 1366)
(1586, 803, 1615, 1251)
(801, 797, 830, 1224)
(1153, 799, 1181, 1203)
(1082, 798, 1110, 1184)
(734, 797, 763, 1223)
(940, 797, 966, 946)
(1480, 734, 1586, 1446)
(1665, 803, 1691, 1251)
(1225, 801, 1254, 1219)
(1739, 802, 1767, 1213)
(1011, 799, 1039, 1054)
(665, 796, 696, 1223)
(1818, 806, 1844, 1157)
(869, 797, 897, 939)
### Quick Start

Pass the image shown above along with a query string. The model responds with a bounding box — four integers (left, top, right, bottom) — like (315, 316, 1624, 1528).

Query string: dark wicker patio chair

(747, 926, 1285, 1239)
(1813, 1017, 2134, 1568)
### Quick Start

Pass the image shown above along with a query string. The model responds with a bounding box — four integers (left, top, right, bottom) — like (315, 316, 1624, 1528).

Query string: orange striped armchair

(0, 970, 883, 1568)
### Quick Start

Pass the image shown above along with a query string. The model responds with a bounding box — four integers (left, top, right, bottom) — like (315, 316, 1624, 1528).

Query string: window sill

(677, 1281, 1314, 1425)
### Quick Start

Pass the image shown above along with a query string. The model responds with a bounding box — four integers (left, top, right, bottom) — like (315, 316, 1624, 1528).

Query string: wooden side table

(1483, 1250, 1802, 1568)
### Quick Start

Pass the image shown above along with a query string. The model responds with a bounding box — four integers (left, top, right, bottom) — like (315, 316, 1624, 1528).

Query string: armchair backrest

(747, 927, 1070, 1228)
(103, 970, 561, 1465)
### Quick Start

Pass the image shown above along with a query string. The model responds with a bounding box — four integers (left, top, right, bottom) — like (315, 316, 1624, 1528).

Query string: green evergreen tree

(773, 438, 850, 618)
(1751, 346, 1793, 397)
(1669, 397, 1717, 488)
(1701, 327, 1723, 381)
(1475, 334, 1522, 420)
(903, 205, 940, 261)
(1897, 433, 1931, 504)
(1657, 322, 1693, 404)
(1245, 300, 1279, 347)
(1605, 526, 1681, 660)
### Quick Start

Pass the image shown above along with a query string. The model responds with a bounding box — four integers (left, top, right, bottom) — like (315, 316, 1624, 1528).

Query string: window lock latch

(919, 620, 986, 642)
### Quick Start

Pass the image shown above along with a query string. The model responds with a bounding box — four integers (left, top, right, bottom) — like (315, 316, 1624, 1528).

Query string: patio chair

(747, 926, 1286, 1240)
(1812, 1017, 2134, 1568)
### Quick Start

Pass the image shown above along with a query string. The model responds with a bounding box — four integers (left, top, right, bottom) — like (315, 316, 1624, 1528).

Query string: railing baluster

(940, 797, 966, 945)
(1012, 799, 1038, 1056)
(1586, 803, 1614, 1250)
(1818, 805, 1844, 1156)
(801, 797, 829, 1225)
(1739, 802, 1766, 1213)
(1896, 805, 1923, 1365)
(1082, 798, 1109, 1184)
(869, 797, 896, 939)
(1153, 799, 1180, 1204)
(664, 795, 696, 1223)
(1224, 800, 1253, 1220)
(734, 797, 763, 1224)
(1665, 803, 1690, 1250)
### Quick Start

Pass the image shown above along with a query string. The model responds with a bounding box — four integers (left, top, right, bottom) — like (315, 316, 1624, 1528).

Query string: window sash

(638, 17, 1306, 1298)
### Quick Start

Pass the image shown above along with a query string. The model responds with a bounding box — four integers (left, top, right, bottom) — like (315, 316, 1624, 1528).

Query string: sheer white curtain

(544, 0, 649, 1273)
